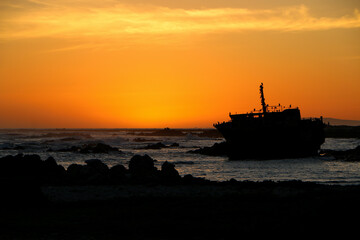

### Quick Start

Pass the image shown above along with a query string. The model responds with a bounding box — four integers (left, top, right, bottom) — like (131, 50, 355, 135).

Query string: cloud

(0, 1, 359, 42)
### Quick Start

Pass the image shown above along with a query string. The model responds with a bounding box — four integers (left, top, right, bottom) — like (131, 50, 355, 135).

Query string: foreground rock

(0, 154, 66, 185)
(0, 154, 185, 186)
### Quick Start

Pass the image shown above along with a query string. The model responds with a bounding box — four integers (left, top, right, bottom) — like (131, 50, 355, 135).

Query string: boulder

(129, 154, 157, 177)
(161, 161, 181, 183)
(66, 160, 110, 185)
(43, 157, 66, 184)
(109, 164, 128, 183)
(85, 159, 109, 175)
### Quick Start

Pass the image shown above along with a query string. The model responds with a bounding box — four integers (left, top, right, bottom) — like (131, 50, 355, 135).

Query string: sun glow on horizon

(0, 0, 359, 128)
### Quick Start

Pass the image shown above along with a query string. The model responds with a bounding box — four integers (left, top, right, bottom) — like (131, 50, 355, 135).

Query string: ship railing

(266, 104, 297, 112)
(230, 105, 298, 116)
(302, 116, 324, 122)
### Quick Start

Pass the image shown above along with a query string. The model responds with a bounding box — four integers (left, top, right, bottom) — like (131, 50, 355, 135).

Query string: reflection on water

(0, 130, 360, 185)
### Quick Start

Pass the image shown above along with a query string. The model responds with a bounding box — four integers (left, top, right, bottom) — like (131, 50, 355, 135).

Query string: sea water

(0, 129, 359, 185)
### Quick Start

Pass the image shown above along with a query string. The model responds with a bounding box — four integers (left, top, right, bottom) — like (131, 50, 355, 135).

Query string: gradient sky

(0, 0, 359, 128)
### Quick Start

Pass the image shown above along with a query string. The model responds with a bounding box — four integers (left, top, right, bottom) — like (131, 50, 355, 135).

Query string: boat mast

(260, 83, 267, 114)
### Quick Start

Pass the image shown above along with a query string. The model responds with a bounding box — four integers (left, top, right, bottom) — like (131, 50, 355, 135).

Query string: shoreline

(1, 152, 360, 238)
(2, 180, 360, 239)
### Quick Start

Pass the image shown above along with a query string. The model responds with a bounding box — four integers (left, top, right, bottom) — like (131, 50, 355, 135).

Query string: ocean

(1, 129, 360, 185)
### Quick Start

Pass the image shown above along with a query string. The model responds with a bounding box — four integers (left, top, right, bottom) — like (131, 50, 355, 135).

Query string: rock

(344, 146, 360, 161)
(66, 164, 86, 184)
(141, 142, 167, 149)
(133, 138, 157, 142)
(67, 160, 110, 185)
(43, 157, 66, 184)
(52, 143, 122, 154)
(161, 161, 181, 183)
(109, 164, 128, 183)
(85, 159, 109, 175)
(322, 145, 360, 161)
(129, 154, 157, 177)
(80, 143, 121, 153)
(188, 142, 229, 156)
(139, 142, 180, 149)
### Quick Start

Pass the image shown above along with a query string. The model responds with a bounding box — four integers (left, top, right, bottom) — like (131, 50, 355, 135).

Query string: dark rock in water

(140, 142, 180, 149)
(141, 142, 167, 149)
(133, 137, 158, 142)
(52, 143, 122, 154)
(195, 129, 223, 138)
(135, 128, 186, 136)
(39, 132, 92, 139)
(161, 161, 181, 183)
(129, 154, 158, 176)
(79, 143, 121, 153)
(169, 143, 180, 147)
(188, 142, 229, 156)
(0, 143, 25, 150)
(322, 145, 360, 161)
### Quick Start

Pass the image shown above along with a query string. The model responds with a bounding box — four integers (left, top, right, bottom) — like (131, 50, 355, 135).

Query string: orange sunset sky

(0, 0, 359, 128)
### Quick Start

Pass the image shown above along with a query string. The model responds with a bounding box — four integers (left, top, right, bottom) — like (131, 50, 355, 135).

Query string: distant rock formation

(322, 145, 360, 161)
(48, 142, 122, 154)
(188, 142, 229, 156)
(139, 142, 180, 149)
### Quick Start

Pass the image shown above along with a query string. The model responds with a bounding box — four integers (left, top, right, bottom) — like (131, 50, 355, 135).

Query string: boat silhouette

(214, 83, 325, 159)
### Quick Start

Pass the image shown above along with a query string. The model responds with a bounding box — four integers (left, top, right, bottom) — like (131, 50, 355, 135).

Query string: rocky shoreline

(1, 153, 360, 239)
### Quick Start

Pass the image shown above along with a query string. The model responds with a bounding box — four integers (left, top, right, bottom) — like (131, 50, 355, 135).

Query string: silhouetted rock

(66, 164, 86, 184)
(188, 142, 229, 156)
(85, 159, 109, 174)
(0, 154, 66, 207)
(137, 128, 186, 136)
(0, 154, 66, 185)
(82, 143, 121, 154)
(323, 145, 360, 161)
(195, 129, 223, 138)
(43, 156, 66, 184)
(182, 174, 210, 185)
(109, 164, 128, 183)
(169, 143, 180, 147)
(133, 137, 158, 142)
(51, 142, 122, 154)
(66, 159, 110, 185)
(161, 161, 181, 183)
(129, 155, 157, 175)
(38, 132, 92, 139)
(140, 142, 180, 149)
(141, 142, 167, 149)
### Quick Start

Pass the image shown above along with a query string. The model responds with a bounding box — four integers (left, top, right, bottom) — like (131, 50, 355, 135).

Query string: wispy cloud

(1, 1, 359, 41)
